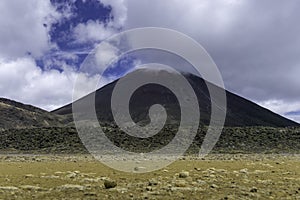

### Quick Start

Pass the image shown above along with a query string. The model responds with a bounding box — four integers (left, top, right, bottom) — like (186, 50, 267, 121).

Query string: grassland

(0, 154, 299, 199)
(0, 125, 299, 199)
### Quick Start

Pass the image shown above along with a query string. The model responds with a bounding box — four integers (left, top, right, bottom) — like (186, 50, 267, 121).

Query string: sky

(0, 0, 300, 122)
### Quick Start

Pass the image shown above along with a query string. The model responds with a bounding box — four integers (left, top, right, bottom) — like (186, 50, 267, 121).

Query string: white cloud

(73, 20, 116, 43)
(0, 0, 60, 60)
(258, 99, 300, 122)
(72, 0, 128, 44)
(94, 42, 119, 72)
(258, 100, 288, 115)
(99, 0, 127, 28)
(0, 56, 110, 111)
(287, 115, 300, 123)
(124, 0, 242, 38)
(0, 0, 119, 111)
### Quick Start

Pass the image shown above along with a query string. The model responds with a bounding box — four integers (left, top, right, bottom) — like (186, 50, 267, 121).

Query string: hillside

(0, 126, 299, 154)
(0, 98, 68, 130)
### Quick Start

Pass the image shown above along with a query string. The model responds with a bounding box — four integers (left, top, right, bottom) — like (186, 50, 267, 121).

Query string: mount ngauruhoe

(53, 69, 298, 127)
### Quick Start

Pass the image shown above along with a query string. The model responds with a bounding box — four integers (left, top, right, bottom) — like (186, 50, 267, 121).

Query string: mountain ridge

(0, 98, 68, 130)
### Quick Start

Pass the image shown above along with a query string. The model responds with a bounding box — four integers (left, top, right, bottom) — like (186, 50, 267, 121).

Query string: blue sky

(38, 0, 134, 77)
(0, 0, 300, 122)
(40, 0, 114, 71)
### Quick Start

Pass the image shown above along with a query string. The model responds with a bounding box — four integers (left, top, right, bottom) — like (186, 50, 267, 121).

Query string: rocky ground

(0, 154, 299, 199)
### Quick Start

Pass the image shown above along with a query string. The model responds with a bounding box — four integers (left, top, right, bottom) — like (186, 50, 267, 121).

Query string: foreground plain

(0, 154, 299, 199)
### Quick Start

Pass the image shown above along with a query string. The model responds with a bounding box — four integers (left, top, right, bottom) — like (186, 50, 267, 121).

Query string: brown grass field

(0, 154, 299, 200)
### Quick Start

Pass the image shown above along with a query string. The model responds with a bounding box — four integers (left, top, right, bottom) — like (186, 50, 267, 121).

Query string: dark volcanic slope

(53, 69, 298, 127)
(0, 98, 67, 130)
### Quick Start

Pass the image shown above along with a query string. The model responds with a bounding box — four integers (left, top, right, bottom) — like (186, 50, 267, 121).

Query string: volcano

(53, 69, 298, 127)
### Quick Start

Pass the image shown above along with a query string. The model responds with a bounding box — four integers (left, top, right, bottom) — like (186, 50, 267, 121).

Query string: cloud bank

(121, 0, 300, 122)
